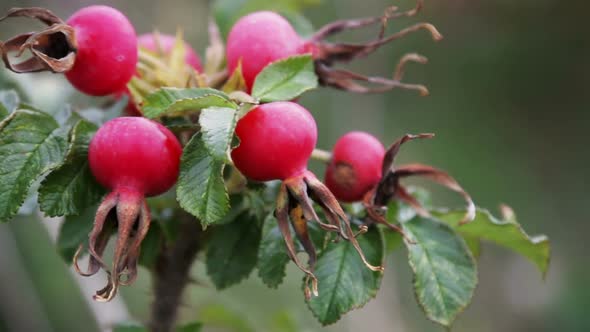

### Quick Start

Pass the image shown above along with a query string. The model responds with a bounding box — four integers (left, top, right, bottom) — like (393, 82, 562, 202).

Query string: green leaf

(402, 216, 477, 327)
(57, 204, 96, 262)
(434, 208, 550, 276)
(464, 236, 482, 259)
(177, 134, 229, 228)
(38, 120, 106, 217)
(199, 107, 238, 162)
(0, 90, 19, 119)
(206, 213, 262, 289)
(257, 214, 291, 288)
(0, 110, 68, 222)
(143, 88, 237, 119)
(307, 226, 384, 325)
(251, 55, 318, 102)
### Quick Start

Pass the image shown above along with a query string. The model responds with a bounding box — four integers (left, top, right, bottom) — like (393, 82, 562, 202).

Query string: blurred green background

(0, 0, 588, 331)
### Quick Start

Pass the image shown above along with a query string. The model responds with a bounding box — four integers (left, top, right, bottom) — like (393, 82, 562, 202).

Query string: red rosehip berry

(231, 101, 317, 181)
(89, 117, 181, 195)
(65, 6, 138, 96)
(226, 11, 305, 91)
(137, 33, 203, 71)
(325, 131, 385, 202)
(78, 117, 182, 301)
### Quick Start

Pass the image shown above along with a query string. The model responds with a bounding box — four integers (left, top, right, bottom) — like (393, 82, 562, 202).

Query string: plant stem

(149, 213, 202, 332)
(311, 148, 332, 163)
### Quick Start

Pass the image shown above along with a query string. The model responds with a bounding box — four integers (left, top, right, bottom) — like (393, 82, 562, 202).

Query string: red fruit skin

(89, 117, 182, 196)
(231, 102, 317, 181)
(137, 33, 203, 71)
(65, 6, 138, 96)
(227, 11, 305, 91)
(325, 131, 385, 202)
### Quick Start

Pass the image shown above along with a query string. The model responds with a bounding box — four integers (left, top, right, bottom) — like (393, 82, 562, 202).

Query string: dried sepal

(0, 7, 76, 73)
(73, 190, 152, 302)
(276, 171, 384, 298)
(367, 133, 475, 228)
(275, 183, 318, 299)
(308, 0, 441, 95)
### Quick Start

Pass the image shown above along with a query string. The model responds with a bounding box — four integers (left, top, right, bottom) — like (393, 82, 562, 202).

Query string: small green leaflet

(307, 226, 384, 325)
(177, 134, 228, 228)
(0, 109, 68, 222)
(206, 212, 261, 289)
(38, 120, 106, 217)
(402, 216, 477, 327)
(251, 55, 318, 102)
(434, 208, 550, 276)
(142, 88, 237, 119)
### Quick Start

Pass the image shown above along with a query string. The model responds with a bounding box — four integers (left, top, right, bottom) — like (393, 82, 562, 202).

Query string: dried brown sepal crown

(309, 0, 441, 96)
(275, 171, 383, 299)
(73, 191, 151, 302)
(363, 133, 476, 234)
(0, 7, 76, 73)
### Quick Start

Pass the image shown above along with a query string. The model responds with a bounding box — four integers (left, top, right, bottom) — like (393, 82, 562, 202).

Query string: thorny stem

(149, 213, 203, 332)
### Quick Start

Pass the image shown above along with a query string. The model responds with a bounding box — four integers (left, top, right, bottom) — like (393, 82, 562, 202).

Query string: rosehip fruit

(231, 101, 317, 181)
(325, 131, 385, 202)
(75, 117, 181, 302)
(89, 117, 181, 195)
(226, 11, 305, 91)
(65, 6, 138, 96)
(137, 33, 203, 71)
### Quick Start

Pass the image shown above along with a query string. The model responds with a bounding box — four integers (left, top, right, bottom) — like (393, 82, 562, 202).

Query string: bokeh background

(0, 0, 588, 331)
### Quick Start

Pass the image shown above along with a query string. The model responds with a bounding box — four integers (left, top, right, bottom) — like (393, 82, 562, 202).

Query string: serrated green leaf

(251, 55, 318, 102)
(434, 208, 550, 276)
(199, 107, 238, 162)
(0, 90, 19, 119)
(177, 134, 229, 227)
(206, 213, 261, 289)
(38, 120, 105, 217)
(0, 110, 68, 222)
(143, 88, 237, 119)
(258, 214, 291, 288)
(57, 204, 96, 262)
(307, 226, 384, 325)
(402, 216, 477, 327)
